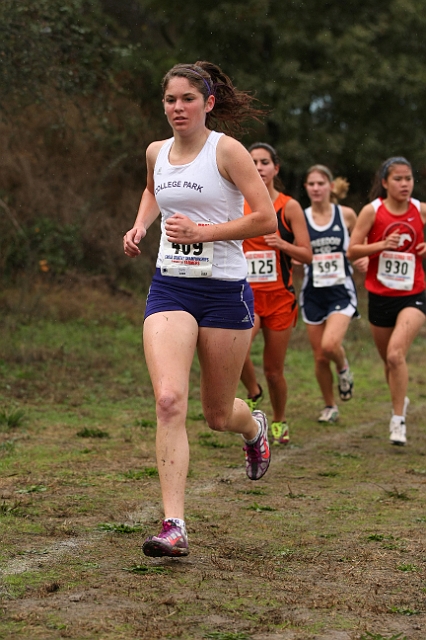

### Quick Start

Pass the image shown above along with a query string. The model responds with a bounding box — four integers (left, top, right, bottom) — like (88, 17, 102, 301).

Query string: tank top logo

(311, 236, 341, 254)
(382, 222, 416, 252)
(154, 181, 204, 196)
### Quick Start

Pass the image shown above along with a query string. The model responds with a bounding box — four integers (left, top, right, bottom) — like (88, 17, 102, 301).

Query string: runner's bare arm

(342, 206, 357, 234)
(164, 136, 277, 245)
(341, 206, 369, 271)
(123, 142, 164, 257)
(415, 202, 426, 256)
(347, 204, 399, 260)
(263, 199, 312, 264)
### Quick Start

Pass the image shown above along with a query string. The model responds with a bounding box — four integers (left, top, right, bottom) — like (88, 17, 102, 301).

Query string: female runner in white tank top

(123, 61, 277, 558)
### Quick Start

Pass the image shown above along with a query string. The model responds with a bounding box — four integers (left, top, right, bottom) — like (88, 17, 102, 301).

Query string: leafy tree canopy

(3, 0, 426, 225)
(1, 0, 119, 103)
(108, 0, 426, 200)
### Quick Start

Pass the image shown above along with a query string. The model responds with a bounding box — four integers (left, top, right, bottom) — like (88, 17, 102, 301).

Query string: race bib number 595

(312, 252, 345, 288)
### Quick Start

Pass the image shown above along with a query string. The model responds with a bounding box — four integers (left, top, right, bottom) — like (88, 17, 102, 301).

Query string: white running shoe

(338, 365, 353, 401)
(389, 416, 406, 446)
(318, 406, 339, 423)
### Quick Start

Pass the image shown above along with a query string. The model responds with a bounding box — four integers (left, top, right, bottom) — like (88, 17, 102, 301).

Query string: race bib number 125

(245, 251, 277, 283)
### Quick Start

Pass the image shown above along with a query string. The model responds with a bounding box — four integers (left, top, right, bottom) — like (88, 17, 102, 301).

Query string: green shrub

(5, 218, 83, 276)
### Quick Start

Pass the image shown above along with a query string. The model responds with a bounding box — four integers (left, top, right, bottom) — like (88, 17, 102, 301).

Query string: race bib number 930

(377, 251, 415, 291)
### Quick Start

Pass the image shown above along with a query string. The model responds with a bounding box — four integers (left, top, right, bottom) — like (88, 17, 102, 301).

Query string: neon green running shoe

(245, 385, 263, 412)
(271, 421, 289, 445)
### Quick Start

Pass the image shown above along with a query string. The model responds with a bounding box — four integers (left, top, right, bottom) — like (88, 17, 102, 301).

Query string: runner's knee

(206, 416, 228, 432)
(386, 346, 405, 370)
(264, 367, 283, 387)
(204, 406, 234, 432)
(315, 351, 330, 368)
(321, 338, 340, 359)
(156, 391, 186, 422)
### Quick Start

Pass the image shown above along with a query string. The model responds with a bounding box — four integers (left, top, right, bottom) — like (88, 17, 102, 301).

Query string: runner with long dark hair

(348, 156, 426, 445)
(123, 62, 277, 557)
(241, 142, 312, 445)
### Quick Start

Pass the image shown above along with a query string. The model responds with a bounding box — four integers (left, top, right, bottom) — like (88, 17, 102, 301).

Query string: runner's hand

(263, 233, 284, 251)
(352, 256, 369, 273)
(165, 213, 201, 243)
(123, 227, 146, 257)
(383, 231, 400, 250)
(416, 241, 426, 257)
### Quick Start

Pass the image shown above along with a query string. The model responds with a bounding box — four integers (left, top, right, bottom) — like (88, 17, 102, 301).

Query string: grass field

(1, 277, 426, 640)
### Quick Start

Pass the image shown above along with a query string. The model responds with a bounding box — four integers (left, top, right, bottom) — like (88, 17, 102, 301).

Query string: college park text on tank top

(365, 197, 425, 296)
(304, 205, 351, 288)
(153, 131, 247, 281)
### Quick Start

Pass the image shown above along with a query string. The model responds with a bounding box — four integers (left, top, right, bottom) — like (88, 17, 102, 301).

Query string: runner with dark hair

(348, 157, 426, 445)
(241, 142, 312, 445)
(123, 61, 277, 557)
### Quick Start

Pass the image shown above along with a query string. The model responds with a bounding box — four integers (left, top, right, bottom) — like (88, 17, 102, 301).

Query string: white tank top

(154, 131, 247, 280)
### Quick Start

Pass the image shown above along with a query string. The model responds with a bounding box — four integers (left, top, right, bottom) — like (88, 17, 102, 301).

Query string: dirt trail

(2, 400, 426, 639)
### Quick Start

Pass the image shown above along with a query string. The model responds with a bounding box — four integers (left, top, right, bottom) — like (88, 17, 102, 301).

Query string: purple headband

(183, 68, 213, 96)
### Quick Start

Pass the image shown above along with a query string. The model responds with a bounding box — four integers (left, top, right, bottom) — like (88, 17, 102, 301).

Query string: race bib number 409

(377, 251, 415, 291)
(312, 252, 345, 288)
(161, 223, 214, 278)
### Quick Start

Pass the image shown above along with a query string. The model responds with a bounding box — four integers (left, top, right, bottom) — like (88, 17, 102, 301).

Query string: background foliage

(2, 0, 426, 284)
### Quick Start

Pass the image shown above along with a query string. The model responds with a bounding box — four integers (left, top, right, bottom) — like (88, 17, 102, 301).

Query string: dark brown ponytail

(162, 61, 264, 136)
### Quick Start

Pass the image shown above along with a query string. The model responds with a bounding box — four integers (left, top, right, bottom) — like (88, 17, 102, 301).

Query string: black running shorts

(368, 290, 426, 327)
